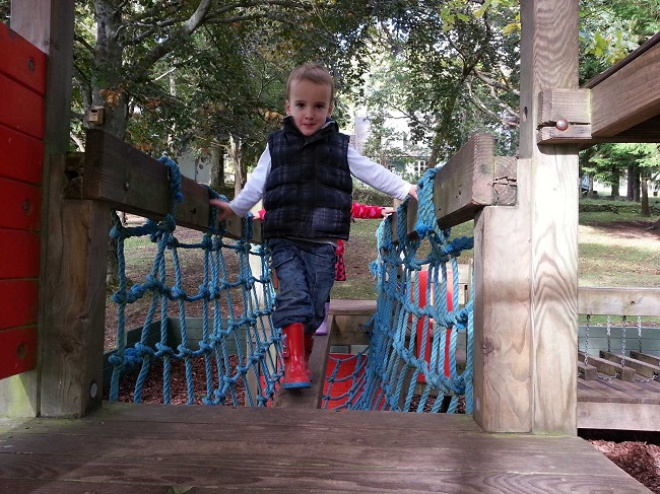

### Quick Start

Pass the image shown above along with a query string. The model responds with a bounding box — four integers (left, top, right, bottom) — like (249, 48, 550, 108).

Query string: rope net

(107, 160, 473, 412)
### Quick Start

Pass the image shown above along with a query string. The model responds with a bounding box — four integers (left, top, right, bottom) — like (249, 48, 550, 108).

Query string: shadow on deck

(0, 403, 652, 493)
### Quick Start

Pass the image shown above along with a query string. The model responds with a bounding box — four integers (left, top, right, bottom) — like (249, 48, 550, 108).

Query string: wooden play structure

(1, 0, 660, 492)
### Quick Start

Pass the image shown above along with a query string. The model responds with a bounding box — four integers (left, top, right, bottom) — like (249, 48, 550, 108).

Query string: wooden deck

(0, 403, 652, 493)
(578, 368, 660, 431)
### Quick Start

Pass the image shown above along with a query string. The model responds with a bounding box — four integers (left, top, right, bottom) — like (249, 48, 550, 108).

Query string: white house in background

(173, 148, 212, 184)
(350, 108, 431, 180)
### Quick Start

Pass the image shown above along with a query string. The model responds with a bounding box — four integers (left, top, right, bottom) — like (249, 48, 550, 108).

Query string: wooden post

(473, 0, 580, 434)
(1, 1, 95, 418)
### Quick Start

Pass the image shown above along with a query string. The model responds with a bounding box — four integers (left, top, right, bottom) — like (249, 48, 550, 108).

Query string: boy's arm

(347, 146, 417, 201)
(209, 145, 271, 221)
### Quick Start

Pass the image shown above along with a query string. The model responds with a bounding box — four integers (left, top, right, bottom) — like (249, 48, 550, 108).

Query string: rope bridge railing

(323, 167, 474, 413)
(108, 156, 281, 407)
(107, 160, 474, 412)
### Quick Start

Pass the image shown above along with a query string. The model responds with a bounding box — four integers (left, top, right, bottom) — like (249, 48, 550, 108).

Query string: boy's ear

(328, 102, 334, 117)
(285, 99, 291, 115)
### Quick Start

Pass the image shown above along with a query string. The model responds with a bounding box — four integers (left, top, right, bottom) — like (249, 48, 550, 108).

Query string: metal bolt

(556, 118, 569, 131)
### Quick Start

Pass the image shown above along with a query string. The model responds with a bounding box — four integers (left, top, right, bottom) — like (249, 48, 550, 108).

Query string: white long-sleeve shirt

(229, 144, 412, 217)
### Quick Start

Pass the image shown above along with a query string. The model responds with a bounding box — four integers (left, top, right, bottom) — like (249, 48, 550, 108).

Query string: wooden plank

(578, 287, 660, 317)
(577, 360, 597, 380)
(433, 134, 516, 229)
(38, 155, 108, 418)
(538, 119, 660, 145)
(578, 352, 635, 381)
(473, 202, 532, 433)
(81, 129, 260, 241)
(600, 350, 660, 378)
(0, 326, 37, 379)
(0, 21, 46, 95)
(272, 329, 333, 409)
(0, 280, 38, 330)
(518, 0, 580, 435)
(0, 124, 44, 184)
(630, 351, 660, 367)
(537, 88, 591, 126)
(493, 156, 517, 205)
(0, 72, 44, 139)
(0, 176, 41, 230)
(0, 0, 77, 418)
(589, 38, 660, 137)
(579, 401, 660, 431)
(0, 406, 652, 493)
(0, 228, 40, 279)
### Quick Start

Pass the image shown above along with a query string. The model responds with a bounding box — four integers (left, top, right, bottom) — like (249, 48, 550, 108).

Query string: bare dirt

(106, 217, 660, 493)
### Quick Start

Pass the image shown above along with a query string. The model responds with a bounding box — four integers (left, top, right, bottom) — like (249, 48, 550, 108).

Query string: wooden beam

(578, 352, 634, 381)
(433, 134, 517, 229)
(517, 0, 579, 435)
(537, 89, 591, 126)
(599, 351, 660, 379)
(579, 401, 660, 431)
(39, 155, 108, 417)
(0, 0, 77, 418)
(578, 287, 660, 317)
(81, 130, 261, 242)
(538, 118, 660, 145)
(588, 36, 660, 137)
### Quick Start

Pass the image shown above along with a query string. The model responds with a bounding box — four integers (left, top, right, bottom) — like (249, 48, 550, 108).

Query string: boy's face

(285, 79, 334, 136)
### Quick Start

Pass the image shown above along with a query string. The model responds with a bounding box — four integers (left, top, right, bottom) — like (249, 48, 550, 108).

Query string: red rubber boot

(282, 323, 311, 389)
(304, 333, 314, 381)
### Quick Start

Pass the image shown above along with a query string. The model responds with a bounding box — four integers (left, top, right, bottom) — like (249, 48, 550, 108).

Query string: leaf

(166, 487, 194, 494)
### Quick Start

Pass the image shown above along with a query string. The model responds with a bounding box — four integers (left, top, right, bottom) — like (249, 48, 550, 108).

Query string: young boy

(210, 63, 417, 389)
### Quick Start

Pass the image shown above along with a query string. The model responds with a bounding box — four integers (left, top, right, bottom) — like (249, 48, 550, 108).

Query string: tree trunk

(641, 174, 649, 217)
(229, 135, 244, 197)
(610, 166, 620, 198)
(93, 0, 129, 140)
(210, 145, 224, 190)
(95, 0, 131, 285)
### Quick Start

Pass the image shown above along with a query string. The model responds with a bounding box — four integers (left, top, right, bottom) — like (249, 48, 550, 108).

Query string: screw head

(556, 118, 569, 131)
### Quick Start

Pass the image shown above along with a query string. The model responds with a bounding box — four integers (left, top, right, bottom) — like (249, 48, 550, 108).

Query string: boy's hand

(381, 207, 395, 218)
(408, 184, 418, 201)
(210, 198, 235, 223)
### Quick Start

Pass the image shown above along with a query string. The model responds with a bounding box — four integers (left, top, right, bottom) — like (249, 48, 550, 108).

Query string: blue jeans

(268, 238, 336, 334)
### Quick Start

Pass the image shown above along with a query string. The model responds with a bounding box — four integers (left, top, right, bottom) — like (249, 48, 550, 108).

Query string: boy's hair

(286, 63, 335, 103)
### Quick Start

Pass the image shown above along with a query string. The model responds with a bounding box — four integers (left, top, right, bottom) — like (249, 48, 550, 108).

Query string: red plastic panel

(0, 72, 44, 139)
(0, 21, 46, 95)
(0, 280, 38, 330)
(0, 176, 41, 230)
(0, 326, 38, 379)
(0, 229, 40, 279)
(0, 123, 44, 184)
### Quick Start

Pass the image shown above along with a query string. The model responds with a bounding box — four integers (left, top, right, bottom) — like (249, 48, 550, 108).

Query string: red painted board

(0, 326, 38, 379)
(0, 21, 46, 95)
(0, 229, 40, 279)
(0, 72, 44, 140)
(0, 123, 43, 184)
(0, 280, 38, 330)
(0, 176, 41, 230)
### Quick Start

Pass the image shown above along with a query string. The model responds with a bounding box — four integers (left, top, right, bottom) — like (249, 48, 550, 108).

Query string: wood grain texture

(590, 40, 660, 136)
(578, 287, 660, 317)
(433, 133, 511, 229)
(38, 156, 108, 417)
(537, 88, 591, 125)
(0, 405, 652, 493)
(473, 203, 532, 433)
(519, 0, 579, 435)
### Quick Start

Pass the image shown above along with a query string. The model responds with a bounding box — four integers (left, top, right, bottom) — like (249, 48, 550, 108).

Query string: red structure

(0, 22, 46, 379)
